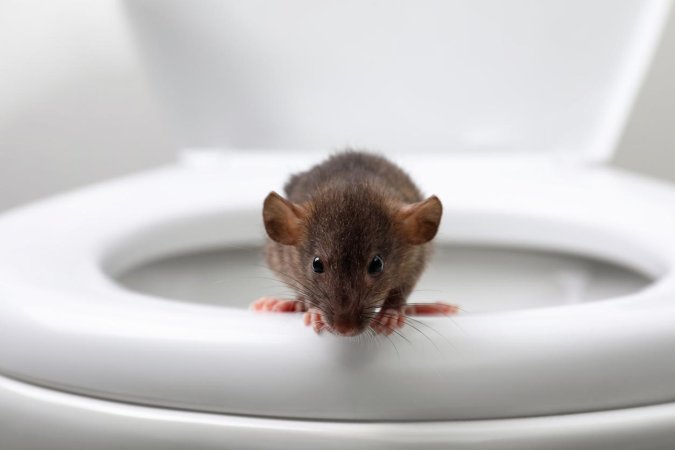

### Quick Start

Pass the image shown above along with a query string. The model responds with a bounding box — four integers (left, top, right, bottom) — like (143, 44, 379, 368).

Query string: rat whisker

(271, 275, 321, 302)
(407, 288, 444, 294)
(368, 318, 401, 358)
(363, 314, 411, 345)
(366, 312, 439, 349)
(269, 267, 333, 311)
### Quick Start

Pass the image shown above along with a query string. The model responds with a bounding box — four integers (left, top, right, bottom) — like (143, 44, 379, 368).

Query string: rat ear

(396, 195, 443, 245)
(263, 191, 306, 245)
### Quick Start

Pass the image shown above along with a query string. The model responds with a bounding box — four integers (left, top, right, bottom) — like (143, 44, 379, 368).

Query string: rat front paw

(404, 302, 459, 315)
(250, 297, 307, 312)
(303, 308, 326, 334)
(371, 302, 459, 336)
(371, 308, 406, 336)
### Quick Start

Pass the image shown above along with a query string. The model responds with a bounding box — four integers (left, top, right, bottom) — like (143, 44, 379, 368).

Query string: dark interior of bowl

(114, 244, 652, 313)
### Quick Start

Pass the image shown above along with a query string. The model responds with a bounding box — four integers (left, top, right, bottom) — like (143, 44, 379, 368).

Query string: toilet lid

(125, 0, 670, 162)
(1, 153, 675, 420)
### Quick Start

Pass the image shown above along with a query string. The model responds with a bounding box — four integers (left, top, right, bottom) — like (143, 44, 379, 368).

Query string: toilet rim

(1, 152, 675, 421)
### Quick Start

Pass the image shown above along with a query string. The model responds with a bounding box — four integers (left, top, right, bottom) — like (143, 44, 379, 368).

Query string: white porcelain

(2, 152, 675, 429)
(3, 371, 675, 450)
(126, 0, 669, 162)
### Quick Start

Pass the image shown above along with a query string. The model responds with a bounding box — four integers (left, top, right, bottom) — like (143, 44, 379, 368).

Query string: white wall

(614, 3, 675, 180)
(0, 1, 172, 211)
(0, 0, 674, 212)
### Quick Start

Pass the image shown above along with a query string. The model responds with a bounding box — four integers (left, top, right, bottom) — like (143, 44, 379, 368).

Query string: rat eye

(367, 255, 384, 275)
(312, 257, 324, 273)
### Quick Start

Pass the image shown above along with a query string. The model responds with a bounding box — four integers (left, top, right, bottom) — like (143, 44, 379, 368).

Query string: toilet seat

(1, 152, 675, 421)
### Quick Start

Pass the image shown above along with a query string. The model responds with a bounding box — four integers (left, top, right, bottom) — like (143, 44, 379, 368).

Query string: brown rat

(251, 151, 457, 336)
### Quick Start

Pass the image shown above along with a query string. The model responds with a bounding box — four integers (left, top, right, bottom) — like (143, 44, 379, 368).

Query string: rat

(251, 151, 458, 336)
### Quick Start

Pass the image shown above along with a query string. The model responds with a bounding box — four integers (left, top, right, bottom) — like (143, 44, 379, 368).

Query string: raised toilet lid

(126, 0, 669, 163)
(1, 152, 675, 420)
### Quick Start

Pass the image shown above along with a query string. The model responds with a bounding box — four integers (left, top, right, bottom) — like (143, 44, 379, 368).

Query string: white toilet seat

(1, 152, 675, 421)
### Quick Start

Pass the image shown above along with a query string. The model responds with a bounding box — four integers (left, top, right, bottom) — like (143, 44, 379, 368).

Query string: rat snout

(332, 322, 358, 336)
(330, 311, 364, 337)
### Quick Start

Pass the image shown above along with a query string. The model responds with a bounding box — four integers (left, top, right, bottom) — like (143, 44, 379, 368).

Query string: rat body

(252, 151, 456, 336)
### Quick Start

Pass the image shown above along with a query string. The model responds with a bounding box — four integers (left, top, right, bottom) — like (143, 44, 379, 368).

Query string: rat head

(263, 185, 442, 336)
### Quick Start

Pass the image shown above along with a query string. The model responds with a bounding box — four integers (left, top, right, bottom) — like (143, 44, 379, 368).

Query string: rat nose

(332, 322, 358, 336)
(333, 323, 356, 336)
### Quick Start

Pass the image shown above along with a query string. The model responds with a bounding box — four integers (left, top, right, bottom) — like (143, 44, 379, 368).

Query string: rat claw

(250, 296, 271, 311)
(250, 297, 306, 313)
(304, 308, 326, 334)
(372, 308, 404, 336)
(372, 303, 459, 336)
(272, 299, 307, 312)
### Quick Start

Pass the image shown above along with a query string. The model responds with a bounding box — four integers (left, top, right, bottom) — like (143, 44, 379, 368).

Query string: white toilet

(2, 1, 675, 449)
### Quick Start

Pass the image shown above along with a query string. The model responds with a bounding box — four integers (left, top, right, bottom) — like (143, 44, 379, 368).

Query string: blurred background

(0, 0, 674, 212)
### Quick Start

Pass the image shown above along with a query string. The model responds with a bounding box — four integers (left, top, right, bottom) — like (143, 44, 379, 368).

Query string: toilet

(2, 1, 675, 449)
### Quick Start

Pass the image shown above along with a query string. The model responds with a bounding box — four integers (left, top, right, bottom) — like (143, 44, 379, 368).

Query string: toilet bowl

(3, 0, 675, 448)
(2, 152, 675, 450)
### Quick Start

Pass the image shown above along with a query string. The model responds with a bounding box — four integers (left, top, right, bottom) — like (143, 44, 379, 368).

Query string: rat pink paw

(371, 302, 459, 335)
(371, 308, 406, 336)
(250, 297, 307, 313)
(404, 302, 459, 316)
(303, 308, 326, 334)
